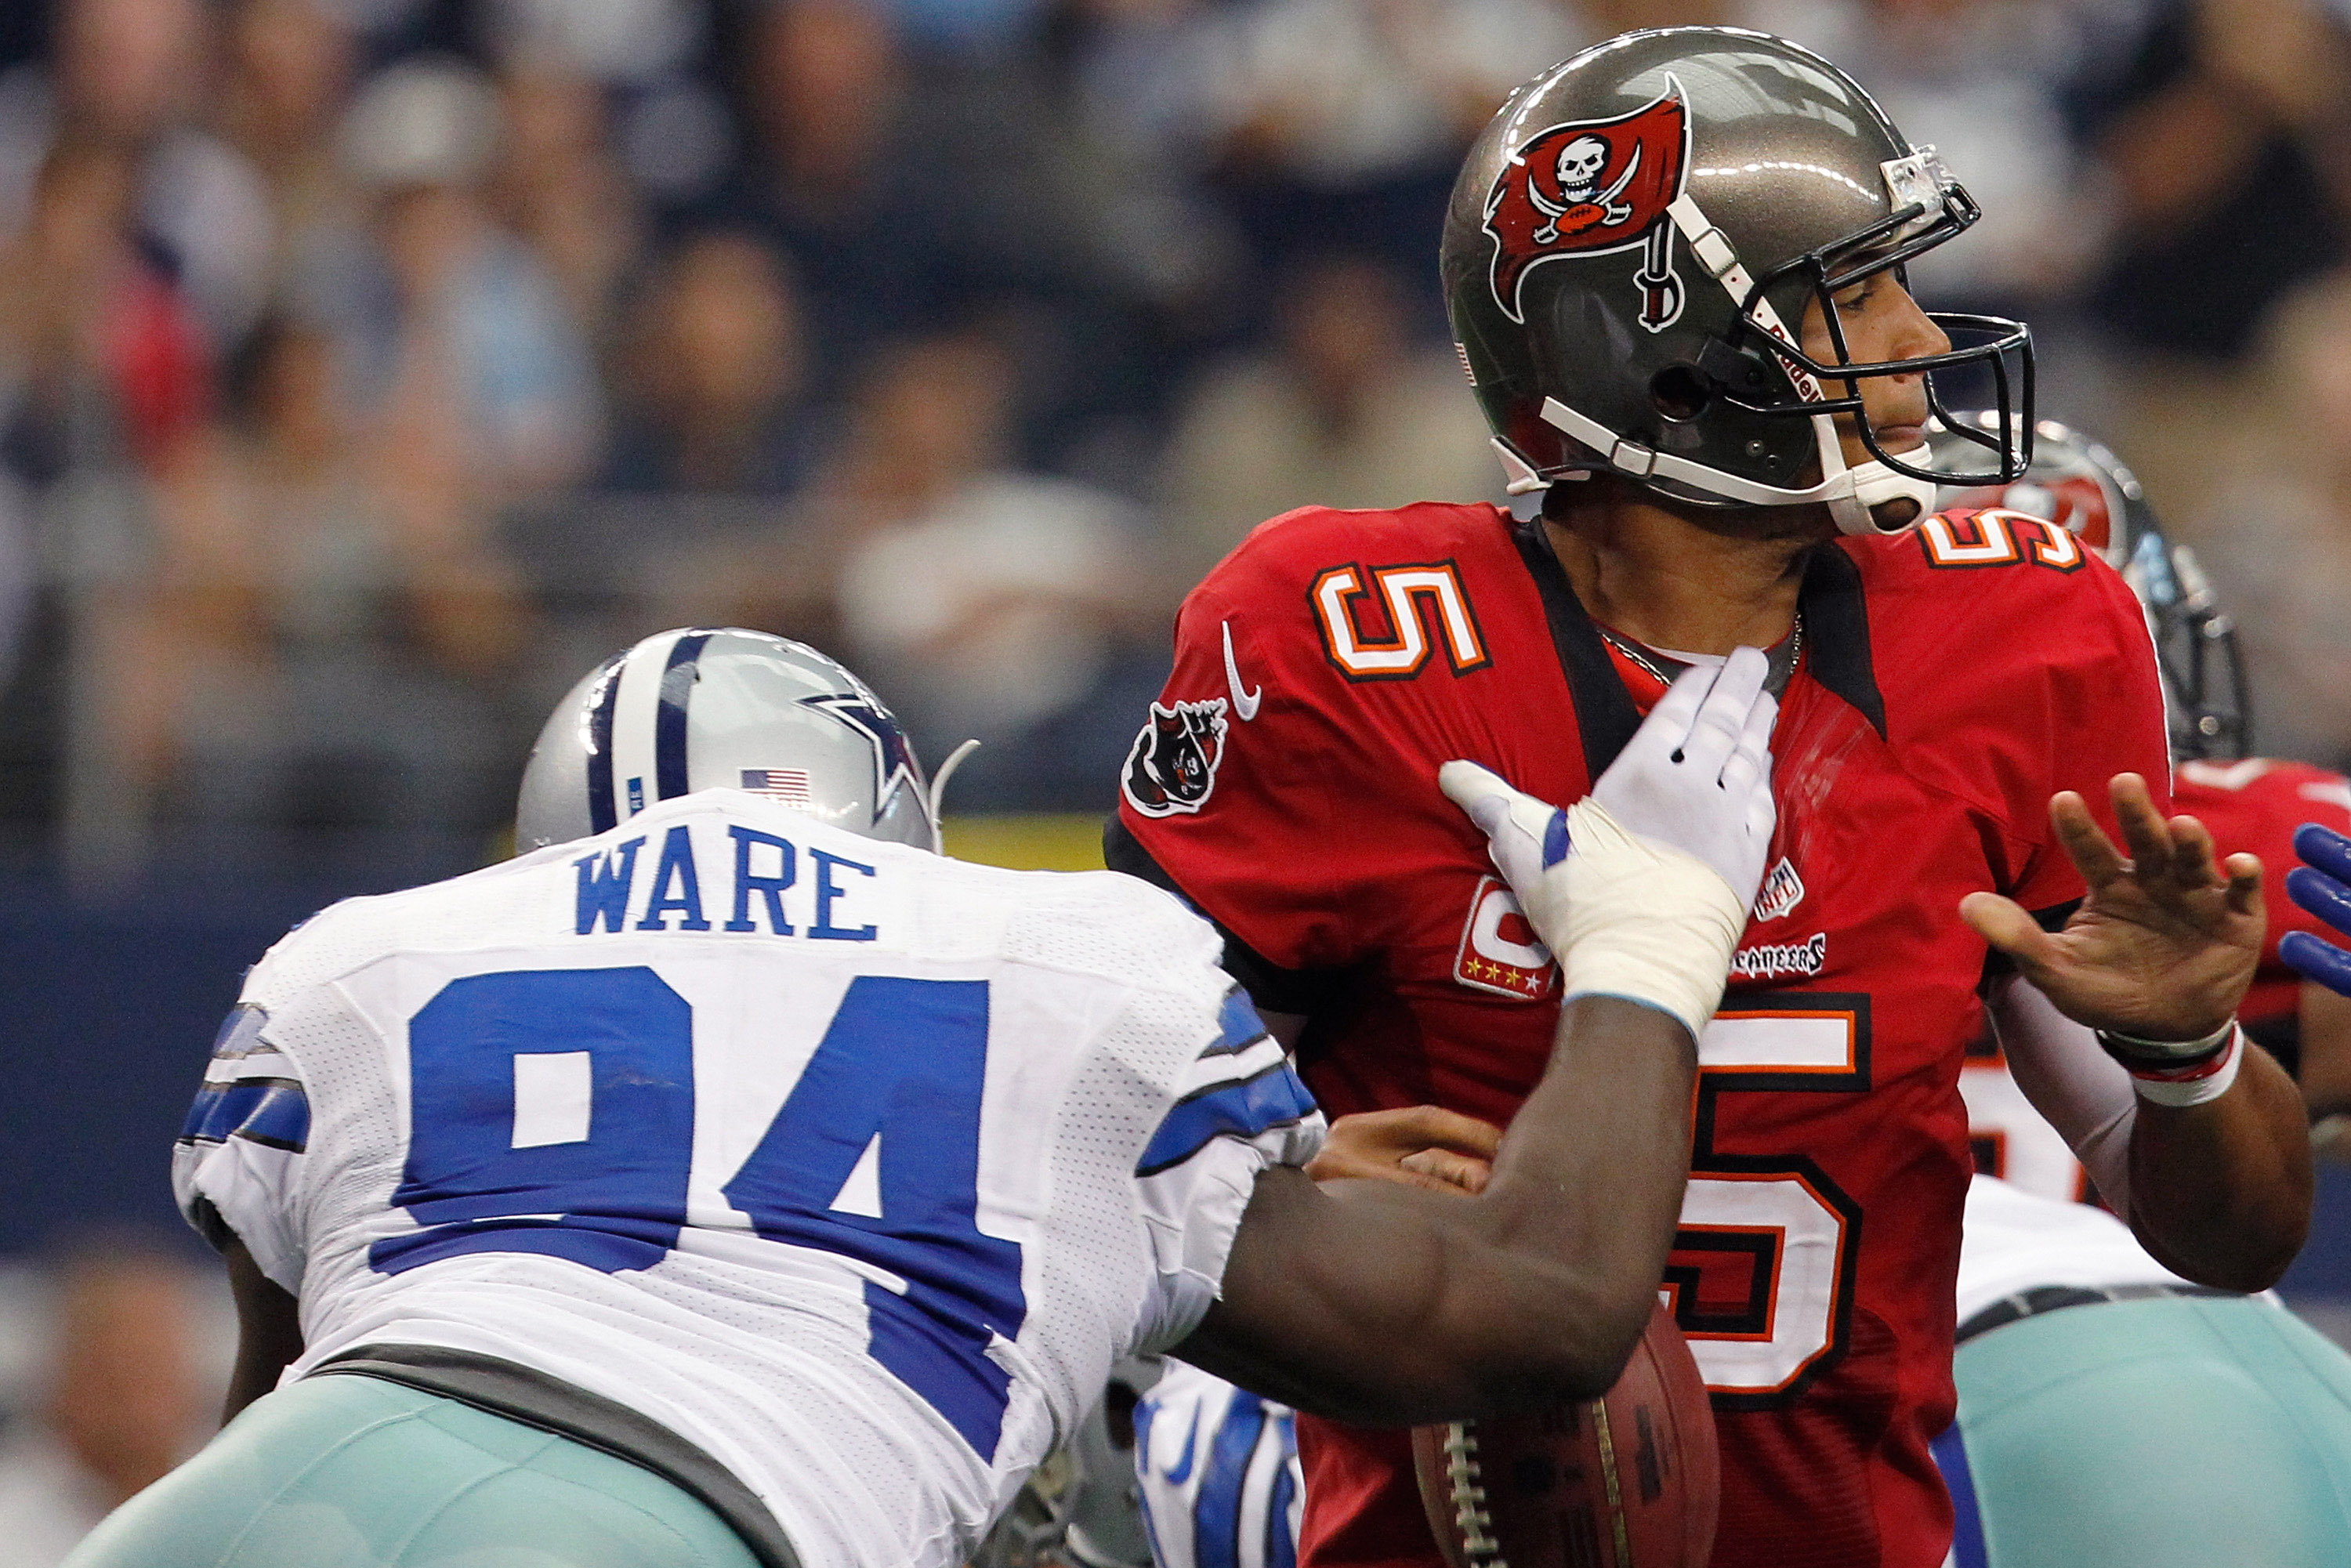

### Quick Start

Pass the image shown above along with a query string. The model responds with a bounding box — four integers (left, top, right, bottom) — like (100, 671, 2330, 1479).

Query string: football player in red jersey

(1932, 412, 2351, 1177)
(1107, 28, 2313, 1568)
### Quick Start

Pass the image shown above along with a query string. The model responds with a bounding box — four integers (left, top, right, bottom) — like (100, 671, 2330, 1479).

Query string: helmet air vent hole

(1648, 364, 1712, 422)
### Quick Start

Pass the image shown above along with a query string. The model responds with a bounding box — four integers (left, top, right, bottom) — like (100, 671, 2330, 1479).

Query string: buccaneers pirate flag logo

(1483, 81, 1690, 331)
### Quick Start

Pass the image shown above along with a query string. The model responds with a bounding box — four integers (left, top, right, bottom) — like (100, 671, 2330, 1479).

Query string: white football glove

(1439, 647, 1778, 1036)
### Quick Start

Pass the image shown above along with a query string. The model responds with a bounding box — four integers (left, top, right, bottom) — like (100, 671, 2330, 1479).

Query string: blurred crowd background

(2, 0, 2351, 881)
(8, 0, 2351, 1556)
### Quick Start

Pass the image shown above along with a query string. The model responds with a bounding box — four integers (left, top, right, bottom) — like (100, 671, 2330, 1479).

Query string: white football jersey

(1955, 1175, 2193, 1324)
(1134, 1360, 1302, 1568)
(172, 791, 1324, 1568)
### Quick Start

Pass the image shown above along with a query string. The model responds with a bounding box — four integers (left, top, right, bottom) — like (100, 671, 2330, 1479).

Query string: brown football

(1411, 1302, 1719, 1568)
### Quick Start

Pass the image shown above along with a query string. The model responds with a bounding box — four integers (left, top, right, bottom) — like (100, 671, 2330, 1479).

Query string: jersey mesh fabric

(172, 793, 1324, 1568)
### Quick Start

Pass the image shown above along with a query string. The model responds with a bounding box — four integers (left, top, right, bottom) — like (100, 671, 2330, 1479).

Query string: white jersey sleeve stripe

(1135, 1061, 1318, 1179)
(1198, 988, 1273, 1058)
(173, 1004, 313, 1293)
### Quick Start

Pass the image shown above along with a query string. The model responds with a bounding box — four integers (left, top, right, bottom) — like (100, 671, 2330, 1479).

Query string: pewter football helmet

(516, 628, 958, 852)
(1441, 27, 2031, 535)
(1931, 412, 2251, 760)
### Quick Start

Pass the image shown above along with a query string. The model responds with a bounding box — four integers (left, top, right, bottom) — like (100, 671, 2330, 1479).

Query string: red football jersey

(1112, 501, 2168, 1568)
(2173, 757, 2351, 1030)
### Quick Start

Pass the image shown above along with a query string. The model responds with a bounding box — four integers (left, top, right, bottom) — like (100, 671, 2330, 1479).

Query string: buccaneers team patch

(1122, 698, 1230, 817)
(1483, 80, 1689, 331)
(1454, 875, 1558, 999)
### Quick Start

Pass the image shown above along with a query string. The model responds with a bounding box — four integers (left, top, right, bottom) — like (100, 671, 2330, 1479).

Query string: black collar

(1510, 520, 1888, 783)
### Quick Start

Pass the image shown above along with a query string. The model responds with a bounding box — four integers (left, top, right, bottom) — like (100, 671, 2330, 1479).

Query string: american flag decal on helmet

(740, 768, 815, 806)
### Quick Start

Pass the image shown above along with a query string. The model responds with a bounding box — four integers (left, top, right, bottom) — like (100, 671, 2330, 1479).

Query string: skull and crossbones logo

(1528, 135, 1640, 243)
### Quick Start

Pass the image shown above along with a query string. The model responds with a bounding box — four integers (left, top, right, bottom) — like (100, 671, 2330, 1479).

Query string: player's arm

(223, 1238, 303, 1422)
(1176, 651, 1777, 1426)
(1186, 995, 1695, 1425)
(1969, 777, 2313, 1291)
(175, 997, 316, 1420)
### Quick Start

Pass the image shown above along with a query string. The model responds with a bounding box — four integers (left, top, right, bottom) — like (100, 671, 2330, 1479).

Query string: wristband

(2123, 1025, 2244, 1109)
(2095, 1016, 2237, 1071)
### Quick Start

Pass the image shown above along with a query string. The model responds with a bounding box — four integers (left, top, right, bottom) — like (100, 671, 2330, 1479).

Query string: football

(1410, 1302, 1718, 1568)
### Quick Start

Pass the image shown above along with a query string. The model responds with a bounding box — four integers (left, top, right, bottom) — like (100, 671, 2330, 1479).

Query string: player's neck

(1540, 483, 1819, 656)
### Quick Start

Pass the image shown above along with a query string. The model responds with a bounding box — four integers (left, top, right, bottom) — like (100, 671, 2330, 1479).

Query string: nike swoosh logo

(1223, 621, 1262, 721)
(1161, 1407, 1201, 1484)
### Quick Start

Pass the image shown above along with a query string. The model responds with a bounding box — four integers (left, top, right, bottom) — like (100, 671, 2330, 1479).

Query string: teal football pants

(63, 1372, 763, 1568)
(1938, 1296, 2351, 1568)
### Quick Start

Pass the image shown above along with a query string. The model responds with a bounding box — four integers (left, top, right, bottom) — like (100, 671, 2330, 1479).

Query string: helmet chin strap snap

(1835, 447, 1938, 537)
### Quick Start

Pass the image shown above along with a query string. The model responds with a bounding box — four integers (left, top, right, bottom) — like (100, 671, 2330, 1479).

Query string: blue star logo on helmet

(800, 692, 922, 827)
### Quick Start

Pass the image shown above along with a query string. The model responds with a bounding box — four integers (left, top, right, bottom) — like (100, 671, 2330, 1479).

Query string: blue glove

(2280, 823, 2351, 996)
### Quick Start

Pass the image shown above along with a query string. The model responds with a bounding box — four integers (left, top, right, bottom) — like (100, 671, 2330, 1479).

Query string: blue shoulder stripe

(1201, 987, 1272, 1058)
(179, 1078, 310, 1153)
(1136, 1062, 1317, 1179)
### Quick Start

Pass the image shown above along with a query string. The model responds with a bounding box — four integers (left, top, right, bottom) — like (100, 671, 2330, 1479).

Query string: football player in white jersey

(70, 628, 1783, 1568)
(1932, 1175, 2351, 1567)
(1132, 1360, 1301, 1568)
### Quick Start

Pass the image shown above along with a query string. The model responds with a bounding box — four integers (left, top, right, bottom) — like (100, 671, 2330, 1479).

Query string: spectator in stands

(2068, 0, 2351, 364)
(827, 328, 1165, 806)
(0, 139, 211, 485)
(491, 69, 643, 351)
(133, 310, 523, 834)
(336, 56, 601, 500)
(1157, 252, 1497, 570)
(1202, 0, 1582, 295)
(217, 0, 363, 329)
(2179, 272, 2351, 772)
(737, 0, 1111, 398)
(0, 1246, 212, 1568)
(49, 0, 274, 360)
(602, 229, 817, 496)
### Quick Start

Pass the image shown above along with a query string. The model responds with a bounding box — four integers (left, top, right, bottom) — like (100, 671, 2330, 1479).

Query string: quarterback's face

(1801, 273, 1948, 469)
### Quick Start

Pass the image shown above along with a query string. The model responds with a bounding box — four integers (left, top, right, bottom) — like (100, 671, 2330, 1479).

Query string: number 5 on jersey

(1665, 996, 1869, 1408)
(1310, 562, 1490, 680)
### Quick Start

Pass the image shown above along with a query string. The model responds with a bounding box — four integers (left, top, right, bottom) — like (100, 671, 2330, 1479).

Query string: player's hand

(2284, 823, 2351, 998)
(1306, 1106, 1498, 1195)
(1439, 648, 1778, 914)
(1591, 645, 1780, 909)
(1960, 773, 2262, 1041)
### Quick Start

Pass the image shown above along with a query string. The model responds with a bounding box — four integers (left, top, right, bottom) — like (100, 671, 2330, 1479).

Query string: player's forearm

(1458, 1001, 1702, 1382)
(1417, 994, 1699, 1410)
(2127, 1042, 2313, 1291)
(223, 1240, 304, 1423)
(1187, 998, 1696, 1425)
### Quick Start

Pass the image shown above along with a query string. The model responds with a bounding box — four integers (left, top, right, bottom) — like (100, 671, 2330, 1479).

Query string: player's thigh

(1949, 1298, 2351, 1568)
(64, 1373, 763, 1568)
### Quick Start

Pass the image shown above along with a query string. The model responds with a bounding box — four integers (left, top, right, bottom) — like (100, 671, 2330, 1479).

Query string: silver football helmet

(1930, 412, 2251, 760)
(516, 628, 969, 852)
(1441, 27, 2032, 538)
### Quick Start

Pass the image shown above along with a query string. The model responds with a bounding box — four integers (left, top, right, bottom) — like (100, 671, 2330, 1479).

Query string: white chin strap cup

(1835, 454, 1938, 536)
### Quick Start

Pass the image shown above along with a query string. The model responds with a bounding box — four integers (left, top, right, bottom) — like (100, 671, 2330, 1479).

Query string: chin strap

(1534, 396, 1933, 534)
(926, 738, 980, 854)
(1837, 455, 1938, 535)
